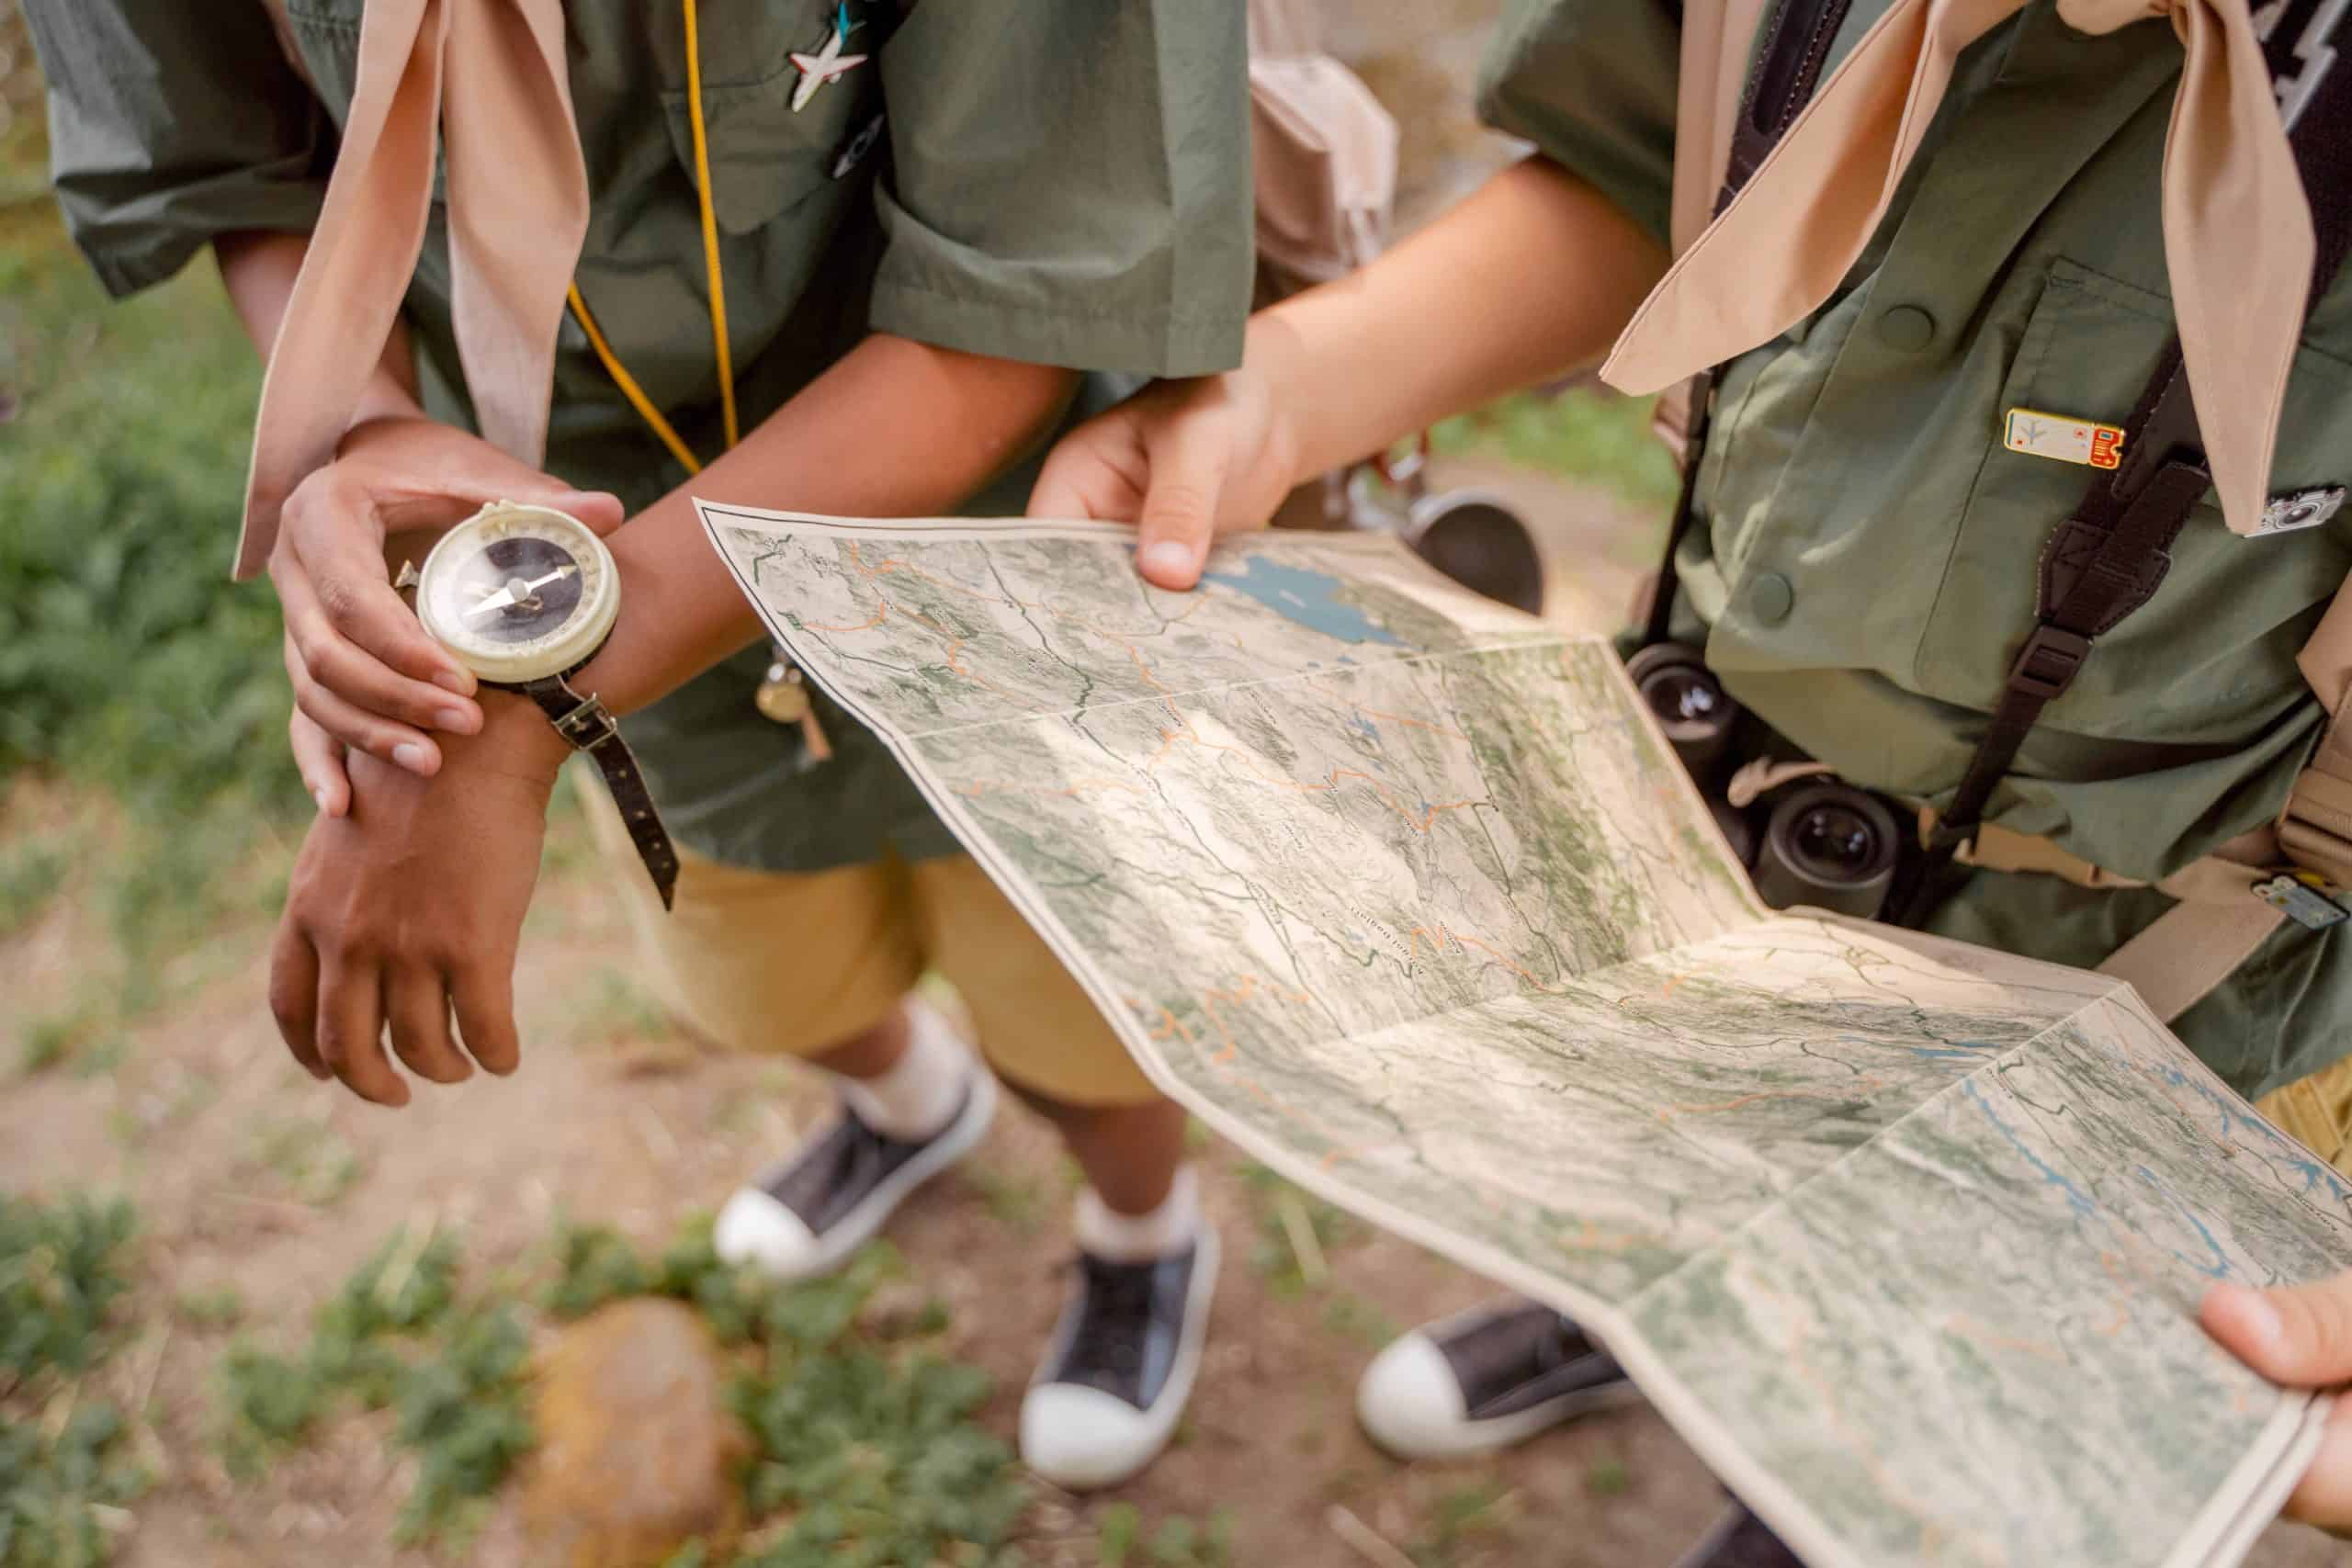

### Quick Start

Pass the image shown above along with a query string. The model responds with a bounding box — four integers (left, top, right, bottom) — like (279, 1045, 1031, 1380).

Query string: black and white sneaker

(713, 1069, 997, 1282)
(1020, 1229, 1219, 1490)
(1355, 1297, 1640, 1460)
(1671, 1502, 1803, 1568)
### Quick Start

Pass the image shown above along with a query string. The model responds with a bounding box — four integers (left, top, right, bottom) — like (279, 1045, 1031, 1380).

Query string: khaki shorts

(2257, 1060, 2352, 1176)
(576, 776, 1157, 1109)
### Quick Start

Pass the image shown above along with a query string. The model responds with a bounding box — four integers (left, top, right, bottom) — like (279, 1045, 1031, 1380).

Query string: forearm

(1256, 156, 1668, 481)
(570, 333, 1079, 716)
(215, 230, 423, 424)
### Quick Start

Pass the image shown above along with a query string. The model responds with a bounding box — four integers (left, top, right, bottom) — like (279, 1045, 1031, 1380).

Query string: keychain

(754, 644, 833, 763)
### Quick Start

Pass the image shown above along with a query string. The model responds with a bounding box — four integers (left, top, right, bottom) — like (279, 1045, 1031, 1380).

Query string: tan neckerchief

(237, 0, 587, 581)
(1603, 0, 2312, 539)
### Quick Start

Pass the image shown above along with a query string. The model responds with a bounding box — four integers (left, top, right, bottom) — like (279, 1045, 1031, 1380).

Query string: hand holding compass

(271, 417, 624, 814)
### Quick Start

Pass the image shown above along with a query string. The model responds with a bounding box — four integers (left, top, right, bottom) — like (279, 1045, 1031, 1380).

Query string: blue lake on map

(1198, 555, 1408, 649)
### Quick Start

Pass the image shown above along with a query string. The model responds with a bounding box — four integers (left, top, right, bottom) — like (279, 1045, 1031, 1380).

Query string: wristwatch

(411, 502, 678, 909)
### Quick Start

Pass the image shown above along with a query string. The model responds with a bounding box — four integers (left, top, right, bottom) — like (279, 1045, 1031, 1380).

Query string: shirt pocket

(1915, 255, 2352, 745)
(277, 3, 362, 120)
(660, 6, 881, 237)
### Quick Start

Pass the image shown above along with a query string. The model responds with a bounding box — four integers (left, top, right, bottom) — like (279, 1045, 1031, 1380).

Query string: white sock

(1073, 1164, 1204, 1264)
(835, 997, 975, 1140)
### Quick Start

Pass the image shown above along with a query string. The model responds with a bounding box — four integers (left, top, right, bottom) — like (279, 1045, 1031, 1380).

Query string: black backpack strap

(1644, 0, 1855, 648)
(1890, 0, 2352, 925)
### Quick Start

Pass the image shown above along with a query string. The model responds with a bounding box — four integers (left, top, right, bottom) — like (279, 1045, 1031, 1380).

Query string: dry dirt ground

(6, 463, 2345, 1568)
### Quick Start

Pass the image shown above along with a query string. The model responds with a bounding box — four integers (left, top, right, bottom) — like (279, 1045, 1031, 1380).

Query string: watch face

(415, 503, 619, 682)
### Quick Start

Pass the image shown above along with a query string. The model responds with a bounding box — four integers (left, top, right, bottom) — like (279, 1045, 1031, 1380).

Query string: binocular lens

(1791, 803, 1879, 874)
(1649, 667, 1722, 725)
(1624, 643, 1738, 776)
(1408, 500, 1545, 616)
(1752, 783, 1901, 919)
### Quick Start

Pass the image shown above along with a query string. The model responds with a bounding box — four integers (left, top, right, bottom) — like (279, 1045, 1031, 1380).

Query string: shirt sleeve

(867, 0, 1252, 378)
(1477, 0, 1682, 251)
(23, 0, 329, 298)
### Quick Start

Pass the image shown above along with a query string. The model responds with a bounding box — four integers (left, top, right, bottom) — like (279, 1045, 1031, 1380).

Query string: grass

(1428, 386, 1680, 516)
(0, 1192, 149, 1568)
(1408, 1482, 1517, 1568)
(214, 1225, 525, 1546)
(211, 1213, 1049, 1559)
(1, 37, 316, 1070)
(1093, 1502, 1236, 1568)
(1236, 1162, 1354, 1301)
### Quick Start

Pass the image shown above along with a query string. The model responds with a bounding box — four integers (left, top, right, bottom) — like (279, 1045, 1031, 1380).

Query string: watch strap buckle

(550, 689, 619, 750)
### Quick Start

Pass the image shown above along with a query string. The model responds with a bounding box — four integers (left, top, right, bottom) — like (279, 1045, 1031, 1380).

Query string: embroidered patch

(2003, 407, 2126, 470)
(831, 111, 887, 179)
(2253, 484, 2346, 537)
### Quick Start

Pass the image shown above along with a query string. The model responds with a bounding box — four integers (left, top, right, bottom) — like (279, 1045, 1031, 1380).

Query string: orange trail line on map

(1409, 922, 1553, 992)
(1742, 1270, 2003, 1566)
(1139, 988, 1352, 1156)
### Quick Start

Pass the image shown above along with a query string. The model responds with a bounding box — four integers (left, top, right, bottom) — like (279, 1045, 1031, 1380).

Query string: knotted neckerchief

(1601, 0, 2312, 538)
(238, 0, 588, 580)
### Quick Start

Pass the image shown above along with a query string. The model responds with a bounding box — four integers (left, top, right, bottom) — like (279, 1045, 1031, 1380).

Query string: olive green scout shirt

(1484, 0, 2352, 1094)
(28, 0, 1251, 873)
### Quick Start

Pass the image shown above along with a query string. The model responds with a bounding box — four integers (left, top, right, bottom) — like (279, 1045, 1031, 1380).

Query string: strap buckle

(2007, 624, 2091, 702)
(551, 691, 618, 750)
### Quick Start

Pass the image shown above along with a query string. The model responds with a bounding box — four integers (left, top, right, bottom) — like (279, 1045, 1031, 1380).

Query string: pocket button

(1747, 571, 1795, 625)
(1876, 304, 1937, 353)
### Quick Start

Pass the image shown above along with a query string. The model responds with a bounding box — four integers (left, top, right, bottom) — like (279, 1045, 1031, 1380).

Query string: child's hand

(2202, 1274, 2352, 1529)
(267, 693, 569, 1106)
(271, 417, 623, 810)
(1028, 364, 1301, 592)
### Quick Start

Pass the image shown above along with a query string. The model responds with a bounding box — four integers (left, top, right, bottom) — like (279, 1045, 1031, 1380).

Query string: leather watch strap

(520, 672, 679, 910)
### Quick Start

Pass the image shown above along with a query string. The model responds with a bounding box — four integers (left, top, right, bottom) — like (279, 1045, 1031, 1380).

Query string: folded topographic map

(700, 504, 2352, 1568)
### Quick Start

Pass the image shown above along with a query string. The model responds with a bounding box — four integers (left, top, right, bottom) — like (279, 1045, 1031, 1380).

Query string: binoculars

(1624, 643, 1902, 920)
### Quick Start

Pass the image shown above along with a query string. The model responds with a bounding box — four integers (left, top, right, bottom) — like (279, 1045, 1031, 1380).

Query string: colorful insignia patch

(2003, 407, 2126, 470)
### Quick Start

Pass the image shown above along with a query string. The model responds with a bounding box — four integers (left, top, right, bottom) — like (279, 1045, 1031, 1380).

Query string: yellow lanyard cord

(566, 284, 704, 474)
(563, 0, 739, 475)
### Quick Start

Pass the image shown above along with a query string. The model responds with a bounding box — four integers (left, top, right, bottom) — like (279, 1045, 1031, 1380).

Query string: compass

(414, 502, 621, 683)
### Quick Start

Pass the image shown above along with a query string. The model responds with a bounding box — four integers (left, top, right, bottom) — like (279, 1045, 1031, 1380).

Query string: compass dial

(415, 503, 620, 683)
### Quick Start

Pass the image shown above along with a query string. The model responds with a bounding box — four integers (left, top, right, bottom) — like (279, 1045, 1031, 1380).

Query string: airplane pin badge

(790, 4, 868, 113)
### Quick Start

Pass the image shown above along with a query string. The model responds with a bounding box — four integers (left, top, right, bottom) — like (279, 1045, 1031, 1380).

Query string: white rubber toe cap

(1020, 1382, 1171, 1492)
(713, 1188, 825, 1282)
(1354, 1330, 1473, 1461)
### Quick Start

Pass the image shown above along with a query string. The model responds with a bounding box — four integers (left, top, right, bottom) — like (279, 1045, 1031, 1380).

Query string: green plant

(1145, 1510, 1233, 1566)
(0, 1194, 148, 1568)
(966, 1165, 1046, 1238)
(237, 1118, 367, 1209)
(0, 840, 63, 934)
(1095, 1502, 1141, 1566)
(0, 1401, 146, 1568)
(390, 1305, 536, 1546)
(1, 125, 307, 1050)
(170, 1285, 245, 1332)
(544, 1222, 655, 1320)
(0, 1195, 136, 1383)
(729, 1348, 1028, 1566)
(216, 1226, 466, 1461)
(1236, 1164, 1351, 1300)
(1411, 1483, 1512, 1568)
